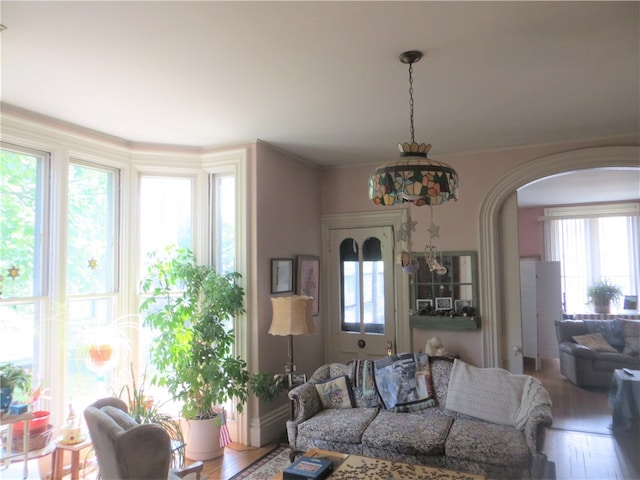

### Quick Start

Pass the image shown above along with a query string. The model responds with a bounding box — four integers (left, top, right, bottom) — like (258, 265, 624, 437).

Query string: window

(340, 237, 385, 334)
(0, 145, 48, 385)
(65, 160, 120, 408)
(544, 203, 639, 314)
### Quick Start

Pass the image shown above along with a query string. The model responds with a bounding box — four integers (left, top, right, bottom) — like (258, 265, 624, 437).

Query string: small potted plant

(0, 363, 30, 414)
(587, 279, 623, 314)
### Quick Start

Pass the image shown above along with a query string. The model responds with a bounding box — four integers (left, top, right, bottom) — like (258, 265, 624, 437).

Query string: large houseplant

(140, 246, 251, 460)
(587, 279, 623, 314)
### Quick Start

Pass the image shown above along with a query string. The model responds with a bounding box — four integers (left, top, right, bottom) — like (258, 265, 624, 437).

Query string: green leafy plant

(587, 279, 623, 307)
(117, 365, 185, 466)
(0, 363, 30, 391)
(140, 246, 250, 420)
(249, 372, 286, 403)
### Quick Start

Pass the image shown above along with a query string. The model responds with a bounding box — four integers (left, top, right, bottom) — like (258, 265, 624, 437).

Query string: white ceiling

(1, 1, 639, 204)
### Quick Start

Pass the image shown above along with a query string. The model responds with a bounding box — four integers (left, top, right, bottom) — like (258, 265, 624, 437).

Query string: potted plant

(587, 279, 623, 314)
(140, 246, 251, 460)
(0, 363, 30, 414)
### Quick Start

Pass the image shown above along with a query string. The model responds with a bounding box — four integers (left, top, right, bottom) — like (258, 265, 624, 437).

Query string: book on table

(283, 456, 334, 480)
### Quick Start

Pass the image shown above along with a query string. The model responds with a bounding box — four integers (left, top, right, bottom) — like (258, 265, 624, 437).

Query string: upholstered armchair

(84, 398, 202, 480)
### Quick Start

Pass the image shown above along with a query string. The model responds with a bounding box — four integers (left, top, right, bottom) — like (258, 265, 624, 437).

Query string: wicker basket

(5, 424, 54, 453)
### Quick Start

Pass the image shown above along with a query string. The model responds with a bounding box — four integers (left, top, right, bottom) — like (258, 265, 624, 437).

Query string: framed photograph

(455, 299, 473, 311)
(288, 373, 307, 388)
(435, 297, 453, 311)
(297, 255, 320, 315)
(271, 258, 293, 294)
(416, 299, 432, 311)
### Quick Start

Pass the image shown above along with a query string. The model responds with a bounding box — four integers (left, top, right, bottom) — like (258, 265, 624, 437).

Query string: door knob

(357, 339, 366, 349)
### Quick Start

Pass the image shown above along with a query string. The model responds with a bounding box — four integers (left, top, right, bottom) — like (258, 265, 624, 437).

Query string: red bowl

(12, 410, 50, 435)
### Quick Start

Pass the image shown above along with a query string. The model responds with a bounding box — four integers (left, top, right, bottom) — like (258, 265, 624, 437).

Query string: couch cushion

(572, 332, 618, 352)
(361, 410, 452, 456)
(585, 320, 625, 348)
(315, 375, 356, 409)
(445, 418, 530, 468)
(297, 408, 378, 444)
(619, 319, 640, 355)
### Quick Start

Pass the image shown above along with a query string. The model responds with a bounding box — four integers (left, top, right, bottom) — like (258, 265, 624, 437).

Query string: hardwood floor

(5, 359, 637, 479)
(527, 358, 639, 480)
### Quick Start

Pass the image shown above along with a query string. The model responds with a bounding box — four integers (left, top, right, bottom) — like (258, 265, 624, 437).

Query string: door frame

(321, 210, 410, 363)
(479, 146, 639, 369)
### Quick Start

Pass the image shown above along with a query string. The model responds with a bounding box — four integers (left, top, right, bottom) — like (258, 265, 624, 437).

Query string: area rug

(229, 445, 291, 480)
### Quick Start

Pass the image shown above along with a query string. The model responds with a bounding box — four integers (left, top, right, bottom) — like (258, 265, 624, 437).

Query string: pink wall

(320, 135, 638, 366)
(517, 207, 545, 259)
(253, 143, 324, 411)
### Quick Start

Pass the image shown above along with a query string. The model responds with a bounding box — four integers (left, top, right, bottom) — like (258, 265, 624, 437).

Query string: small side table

(51, 437, 92, 480)
(0, 412, 33, 479)
(609, 369, 640, 430)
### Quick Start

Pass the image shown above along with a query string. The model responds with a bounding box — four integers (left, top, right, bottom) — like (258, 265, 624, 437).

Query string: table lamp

(269, 295, 315, 374)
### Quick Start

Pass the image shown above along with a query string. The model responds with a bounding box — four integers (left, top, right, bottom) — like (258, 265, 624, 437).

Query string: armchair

(84, 398, 202, 480)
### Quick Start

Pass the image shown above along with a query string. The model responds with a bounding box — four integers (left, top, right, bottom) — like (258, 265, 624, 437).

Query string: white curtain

(543, 203, 639, 315)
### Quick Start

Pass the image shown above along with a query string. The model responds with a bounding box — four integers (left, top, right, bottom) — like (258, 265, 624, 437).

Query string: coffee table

(275, 448, 485, 480)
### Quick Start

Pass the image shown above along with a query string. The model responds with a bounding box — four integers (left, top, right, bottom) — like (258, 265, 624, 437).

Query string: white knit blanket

(446, 359, 551, 430)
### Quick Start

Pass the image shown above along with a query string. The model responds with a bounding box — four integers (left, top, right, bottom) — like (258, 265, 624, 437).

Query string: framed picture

(455, 299, 473, 311)
(288, 372, 307, 388)
(297, 255, 320, 315)
(416, 299, 432, 311)
(271, 258, 293, 294)
(435, 297, 453, 311)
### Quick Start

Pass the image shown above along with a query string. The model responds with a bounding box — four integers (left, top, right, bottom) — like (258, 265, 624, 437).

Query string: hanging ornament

(7, 265, 20, 279)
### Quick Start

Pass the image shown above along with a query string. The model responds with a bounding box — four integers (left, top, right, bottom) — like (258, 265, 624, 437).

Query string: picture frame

(296, 255, 320, 315)
(288, 372, 307, 388)
(454, 299, 473, 311)
(271, 258, 294, 294)
(435, 297, 453, 311)
(416, 299, 432, 311)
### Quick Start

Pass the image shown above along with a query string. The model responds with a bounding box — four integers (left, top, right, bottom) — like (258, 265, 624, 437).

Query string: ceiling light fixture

(368, 50, 459, 275)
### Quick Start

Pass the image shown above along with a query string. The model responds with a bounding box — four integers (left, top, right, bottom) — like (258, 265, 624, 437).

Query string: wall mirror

(409, 251, 479, 330)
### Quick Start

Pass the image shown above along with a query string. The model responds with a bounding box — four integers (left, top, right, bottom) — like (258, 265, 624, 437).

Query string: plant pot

(180, 417, 224, 461)
(12, 410, 51, 435)
(0, 387, 12, 414)
(88, 344, 113, 364)
(594, 303, 611, 314)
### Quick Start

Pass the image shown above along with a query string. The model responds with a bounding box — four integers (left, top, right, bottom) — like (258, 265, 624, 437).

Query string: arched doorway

(478, 146, 639, 370)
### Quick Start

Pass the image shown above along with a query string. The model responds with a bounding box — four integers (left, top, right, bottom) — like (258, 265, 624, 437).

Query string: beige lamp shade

(269, 295, 315, 336)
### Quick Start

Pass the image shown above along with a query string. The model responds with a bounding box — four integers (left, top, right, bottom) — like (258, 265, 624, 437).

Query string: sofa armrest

(523, 404, 553, 480)
(116, 423, 172, 480)
(559, 341, 596, 359)
(288, 382, 322, 424)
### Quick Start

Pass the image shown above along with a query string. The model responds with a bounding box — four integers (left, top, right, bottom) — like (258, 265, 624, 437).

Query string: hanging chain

(408, 62, 415, 144)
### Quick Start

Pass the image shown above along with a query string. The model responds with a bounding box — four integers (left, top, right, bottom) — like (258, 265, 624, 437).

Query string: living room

(1, 2, 639, 479)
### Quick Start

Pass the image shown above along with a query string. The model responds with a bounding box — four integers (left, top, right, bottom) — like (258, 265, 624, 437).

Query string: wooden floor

(527, 359, 639, 480)
(5, 359, 638, 479)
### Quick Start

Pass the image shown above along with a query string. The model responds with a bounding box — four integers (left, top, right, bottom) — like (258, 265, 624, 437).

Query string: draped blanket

(446, 359, 551, 430)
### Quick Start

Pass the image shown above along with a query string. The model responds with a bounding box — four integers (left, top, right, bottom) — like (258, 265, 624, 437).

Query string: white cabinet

(520, 261, 562, 370)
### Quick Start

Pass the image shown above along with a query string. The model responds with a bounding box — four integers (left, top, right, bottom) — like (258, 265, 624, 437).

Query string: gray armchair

(84, 398, 202, 480)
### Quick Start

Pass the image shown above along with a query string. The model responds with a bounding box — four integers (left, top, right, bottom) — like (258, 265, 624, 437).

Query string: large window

(544, 203, 639, 314)
(0, 145, 48, 388)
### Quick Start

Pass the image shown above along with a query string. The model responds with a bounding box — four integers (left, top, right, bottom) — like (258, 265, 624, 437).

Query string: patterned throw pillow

(619, 319, 640, 355)
(572, 333, 618, 352)
(315, 375, 356, 409)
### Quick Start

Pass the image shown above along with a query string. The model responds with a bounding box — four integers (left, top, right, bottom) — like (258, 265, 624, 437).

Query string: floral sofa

(287, 356, 553, 479)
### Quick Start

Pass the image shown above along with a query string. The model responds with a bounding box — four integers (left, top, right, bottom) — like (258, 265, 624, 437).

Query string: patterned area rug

(229, 445, 291, 480)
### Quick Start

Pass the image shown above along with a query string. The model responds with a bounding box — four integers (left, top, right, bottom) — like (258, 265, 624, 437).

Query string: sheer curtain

(544, 203, 639, 314)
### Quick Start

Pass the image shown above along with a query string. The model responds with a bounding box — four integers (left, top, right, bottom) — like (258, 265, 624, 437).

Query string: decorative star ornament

(88, 258, 98, 270)
(427, 221, 440, 240)
(7, 265, 20, 279)
(396, 217, 418, 243)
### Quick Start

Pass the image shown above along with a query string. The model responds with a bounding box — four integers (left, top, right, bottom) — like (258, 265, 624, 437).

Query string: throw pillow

(572, 332, 618, 352)
(618, 319, 640, 355)
(315, 375, 356, 409)
(101, 406, 139, 430)
(372, 352, 435, 411)
(585, 320, 625, 348)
